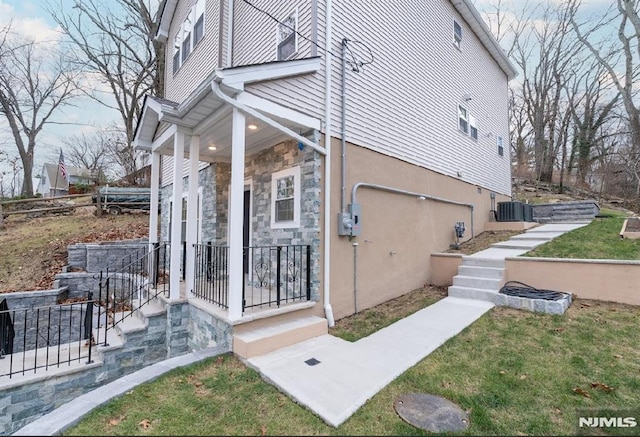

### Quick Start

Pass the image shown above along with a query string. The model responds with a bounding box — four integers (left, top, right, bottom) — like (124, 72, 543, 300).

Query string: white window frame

(453, 20, 462, 50)
(497, 135, 504, 157)
(169, 187, 203, 242)
(193, 0, 206, 46)
(275, 8, 298, 61)
(270, 166, 300, 229)
(458, 105, 469, 134)
(469, 114, 478, 140)
(172, 0, 206, 74)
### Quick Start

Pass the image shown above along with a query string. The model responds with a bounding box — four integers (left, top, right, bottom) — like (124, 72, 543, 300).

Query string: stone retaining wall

(68, 239, 148, 272)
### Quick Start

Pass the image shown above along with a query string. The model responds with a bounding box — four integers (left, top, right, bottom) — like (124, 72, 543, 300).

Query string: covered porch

(135, 58, 326, 322)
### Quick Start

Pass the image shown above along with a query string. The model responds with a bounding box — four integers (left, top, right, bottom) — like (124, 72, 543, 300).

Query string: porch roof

(134, 57, 323, 160)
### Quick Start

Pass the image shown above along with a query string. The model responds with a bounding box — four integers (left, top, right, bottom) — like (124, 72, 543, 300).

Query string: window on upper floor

(172, 0, 206, 74)
(497, 135, 504, 156)
(458, 105, 469, 134)
(453, 20, 462, 50)
(276, 9, 298, 61)
(470, 115, 478, 140)
(271, 166, 300, 229)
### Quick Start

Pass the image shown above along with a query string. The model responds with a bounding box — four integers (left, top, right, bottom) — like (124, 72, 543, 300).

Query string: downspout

(340, 38, 348, 212)
(226, 0, 234, 67)
(351, 183, 475, 238)
(323, 0, 335, 327)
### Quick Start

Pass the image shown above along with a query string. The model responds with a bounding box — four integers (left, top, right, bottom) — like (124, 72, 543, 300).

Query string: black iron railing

(193, 243, 312, 312)
(95, 242, 169, 346)
(0, 294, 95, 379)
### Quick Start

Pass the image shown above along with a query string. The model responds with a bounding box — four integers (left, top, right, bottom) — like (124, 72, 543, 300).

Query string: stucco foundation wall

(329, 138, 511, 320)
(430, 254, 463, 287)
(505, 257, 640, 305)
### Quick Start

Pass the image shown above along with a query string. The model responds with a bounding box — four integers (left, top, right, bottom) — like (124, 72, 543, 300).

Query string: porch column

(185, 135, 200, 298)
(148, 151, 161, 245)
(228, 108, 246, 320)
(170, 131, 185, 300)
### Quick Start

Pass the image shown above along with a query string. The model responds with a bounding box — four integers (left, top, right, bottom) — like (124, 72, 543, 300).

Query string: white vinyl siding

(161, 156, 210, 188)
(329, 0, 511, 195)
(165, 0, 221, 103)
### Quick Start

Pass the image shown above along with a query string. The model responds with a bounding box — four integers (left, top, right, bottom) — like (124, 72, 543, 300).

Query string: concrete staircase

(532, 200, 599, 223)
(448, 223, 587, 314)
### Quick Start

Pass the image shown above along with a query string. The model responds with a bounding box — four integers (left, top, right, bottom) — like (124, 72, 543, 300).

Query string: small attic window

(276, 9, 298, 61)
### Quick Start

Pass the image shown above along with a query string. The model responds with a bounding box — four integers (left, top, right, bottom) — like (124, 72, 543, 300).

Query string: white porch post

(228, 108, 246, 320)
(148, 151, 161, 245)
(170, 131, 185, 300)
(185, 135, 200, 298)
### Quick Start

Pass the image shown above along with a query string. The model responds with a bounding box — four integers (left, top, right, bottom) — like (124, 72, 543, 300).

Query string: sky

(0, 0, 625, 195)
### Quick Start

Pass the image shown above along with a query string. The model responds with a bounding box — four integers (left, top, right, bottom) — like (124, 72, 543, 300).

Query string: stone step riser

(461, 258, 505, 268)
(448, 286, 571, 314)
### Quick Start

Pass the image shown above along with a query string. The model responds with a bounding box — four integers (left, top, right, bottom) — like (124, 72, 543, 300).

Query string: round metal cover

(394, 393, 469, 433)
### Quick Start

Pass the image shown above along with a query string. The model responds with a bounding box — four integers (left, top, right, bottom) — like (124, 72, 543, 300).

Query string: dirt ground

(445, 230, 522, 255)
(0, 206, 149, 293)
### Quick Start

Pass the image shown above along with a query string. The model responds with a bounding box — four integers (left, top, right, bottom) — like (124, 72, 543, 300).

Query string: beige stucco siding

(328, 137, 510, 320)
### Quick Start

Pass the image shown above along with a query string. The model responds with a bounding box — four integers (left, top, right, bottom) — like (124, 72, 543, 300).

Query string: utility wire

(240, 0, 339, 57)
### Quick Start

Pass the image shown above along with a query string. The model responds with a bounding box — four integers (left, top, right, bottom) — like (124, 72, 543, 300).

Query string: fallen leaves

(108, 416, 125, 427)
(138, 419, 152, 429)
(591, 381, 614, 392)
(573, 387, 591, 398)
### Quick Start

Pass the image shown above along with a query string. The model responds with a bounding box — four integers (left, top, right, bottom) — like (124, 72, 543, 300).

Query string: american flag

(59, 149, 67, 181)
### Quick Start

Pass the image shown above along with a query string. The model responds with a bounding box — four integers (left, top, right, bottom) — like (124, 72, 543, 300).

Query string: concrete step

(233, 316, 328, 359)
(457, 265, 504, 279)
(448, 285, 499, 303)
(135, 300, 166, 322)
(490, 239, 548, 250)
(452, 275, 502, 290)
(461, 256, 505, 268)
(511, 232, 561, 241)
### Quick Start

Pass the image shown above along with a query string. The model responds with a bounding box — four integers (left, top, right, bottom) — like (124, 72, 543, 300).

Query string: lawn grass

(328, 286, 447, 342)
(66, 298, 640, 436)
(525, 212, 640, 260)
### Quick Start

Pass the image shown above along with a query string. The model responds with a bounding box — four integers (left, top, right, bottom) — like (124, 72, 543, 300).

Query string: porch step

(448, 285, 499, 303)
(233, 316, 328, 359)
(457, 265, 504, 279)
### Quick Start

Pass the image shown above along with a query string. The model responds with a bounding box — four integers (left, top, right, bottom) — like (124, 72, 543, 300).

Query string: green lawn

(525, 212, 640, 260)
(66, 298, 640, 436)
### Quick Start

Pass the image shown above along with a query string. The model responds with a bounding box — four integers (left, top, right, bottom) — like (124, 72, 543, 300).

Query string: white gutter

(211, 81, 326, 155)
(323, 0, 335, 327)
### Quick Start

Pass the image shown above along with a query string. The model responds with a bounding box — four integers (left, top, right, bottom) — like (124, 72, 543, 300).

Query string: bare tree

(62, 132, 113, 184)
(97, 125, 148, 185)
(571, 0, 640, 167)
(510, 2, 582, 183)
(49, 0, 165, 151)
(0, 31, 79, 197)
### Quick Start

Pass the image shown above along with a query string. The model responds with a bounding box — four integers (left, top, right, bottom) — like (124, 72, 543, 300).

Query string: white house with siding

(134, 0, 516, 358)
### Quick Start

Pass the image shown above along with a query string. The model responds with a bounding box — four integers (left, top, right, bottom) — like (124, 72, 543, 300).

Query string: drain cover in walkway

(394, 393, 469, 433)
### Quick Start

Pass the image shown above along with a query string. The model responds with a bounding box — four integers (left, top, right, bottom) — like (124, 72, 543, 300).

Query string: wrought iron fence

(0, 294, 95, 379)
(95, 242, 169, 346)
(193, 243, 311, 312)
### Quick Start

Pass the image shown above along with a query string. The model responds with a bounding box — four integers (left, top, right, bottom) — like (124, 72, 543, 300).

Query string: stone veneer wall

(160, 141, 323, 300)
(67, 239, 148, 272)
(0, 297, 228, 435)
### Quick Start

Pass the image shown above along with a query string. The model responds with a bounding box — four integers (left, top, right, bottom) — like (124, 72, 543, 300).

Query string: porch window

(276, 9, 298, 61)
(271, 166, 300, 229)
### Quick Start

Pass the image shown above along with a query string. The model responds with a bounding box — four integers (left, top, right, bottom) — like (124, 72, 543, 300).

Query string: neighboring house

(37, 163, 96, 197)
(134, 0, 516, 353)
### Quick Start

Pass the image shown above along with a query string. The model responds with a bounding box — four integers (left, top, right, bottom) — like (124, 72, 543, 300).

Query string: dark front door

(243, 189, 250, 274)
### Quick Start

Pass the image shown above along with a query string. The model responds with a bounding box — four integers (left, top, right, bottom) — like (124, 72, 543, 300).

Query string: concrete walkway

(247, 297, 493, 427)
(13, 222, 588, 434)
